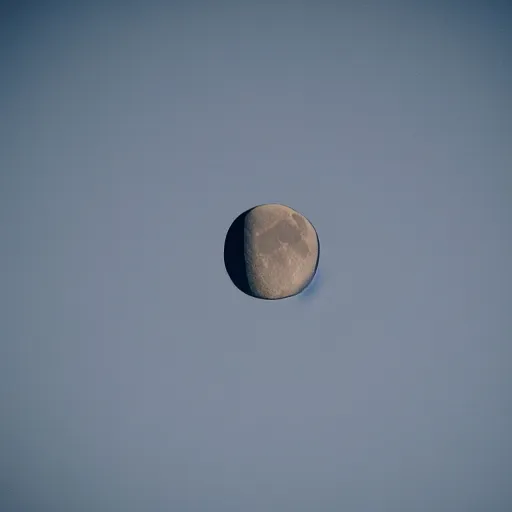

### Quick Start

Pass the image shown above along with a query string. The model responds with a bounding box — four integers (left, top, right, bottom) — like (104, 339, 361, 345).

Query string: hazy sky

(1, 1, 511, 511)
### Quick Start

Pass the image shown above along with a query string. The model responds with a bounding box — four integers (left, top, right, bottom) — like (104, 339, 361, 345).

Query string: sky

(1, 1, 511, 511)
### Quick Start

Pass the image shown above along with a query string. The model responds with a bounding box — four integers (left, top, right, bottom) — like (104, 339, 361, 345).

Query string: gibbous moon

(224, 204, 320, 300)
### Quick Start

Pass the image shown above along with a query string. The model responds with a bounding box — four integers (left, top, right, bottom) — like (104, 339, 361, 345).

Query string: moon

(224, 204, 320, 300)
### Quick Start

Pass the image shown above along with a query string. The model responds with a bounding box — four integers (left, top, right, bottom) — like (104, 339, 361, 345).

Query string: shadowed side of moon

(223, 208, 253, 297)
(224, 204, 320, 300)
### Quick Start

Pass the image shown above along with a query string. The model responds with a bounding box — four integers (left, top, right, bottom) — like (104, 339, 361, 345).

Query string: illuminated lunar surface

(224, 204, 319, 299)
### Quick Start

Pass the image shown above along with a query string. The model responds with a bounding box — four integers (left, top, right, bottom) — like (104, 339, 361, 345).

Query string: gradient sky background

(1, 1, 511, 511)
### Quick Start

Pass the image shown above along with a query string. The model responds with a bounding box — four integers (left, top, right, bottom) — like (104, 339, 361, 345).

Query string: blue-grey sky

(1, 1, 511, 511)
